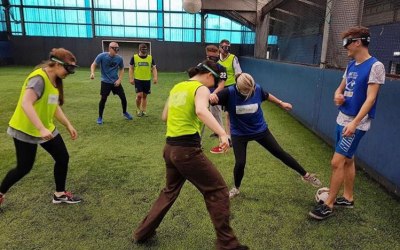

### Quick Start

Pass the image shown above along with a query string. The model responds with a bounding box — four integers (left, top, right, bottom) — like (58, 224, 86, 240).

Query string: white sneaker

(302, 173, 322, 187)
(229, 187, 240, 199)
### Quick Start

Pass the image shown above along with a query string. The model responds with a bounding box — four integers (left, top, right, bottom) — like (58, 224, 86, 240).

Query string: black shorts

(100, 81, 125, 96)
(134, 79, 151, 94)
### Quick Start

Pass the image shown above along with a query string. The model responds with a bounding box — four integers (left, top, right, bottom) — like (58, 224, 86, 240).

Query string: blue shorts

(335, 124, 366, 159)
(134, 79, 151, 94)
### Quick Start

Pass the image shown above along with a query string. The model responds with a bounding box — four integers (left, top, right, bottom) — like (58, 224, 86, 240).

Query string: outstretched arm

(267, 93, 292, 111)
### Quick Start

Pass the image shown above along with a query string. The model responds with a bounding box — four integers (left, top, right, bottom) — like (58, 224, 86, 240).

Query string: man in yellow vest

(210, 39, 242, 154)
(129, 43, 158, 117)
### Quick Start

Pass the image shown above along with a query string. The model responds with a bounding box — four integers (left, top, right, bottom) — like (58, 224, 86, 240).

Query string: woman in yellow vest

(0, 48, 81, 206)
(133, 60, 248, 250)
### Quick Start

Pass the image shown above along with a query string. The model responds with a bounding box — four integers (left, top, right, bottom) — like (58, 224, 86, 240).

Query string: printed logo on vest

(138, 62, 150, 66)
(236, 103, 258, 114)
(48, 94, 59, 104)
(169, 91, 187, 107)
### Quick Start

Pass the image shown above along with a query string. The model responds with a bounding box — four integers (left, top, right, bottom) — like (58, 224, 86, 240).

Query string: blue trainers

(97, 117, 103, 124)
(123, 112, 133, 120)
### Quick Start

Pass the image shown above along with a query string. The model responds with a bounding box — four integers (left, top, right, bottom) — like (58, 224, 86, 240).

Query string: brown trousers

(134, 144, 241, 250)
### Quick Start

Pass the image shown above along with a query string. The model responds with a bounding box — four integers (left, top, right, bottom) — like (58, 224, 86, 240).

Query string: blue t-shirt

(94, 52, 124, 84)
(216, 84, 269, 136)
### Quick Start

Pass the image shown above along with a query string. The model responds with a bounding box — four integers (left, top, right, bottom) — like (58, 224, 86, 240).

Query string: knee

(331, 158, 344, 170)
(100, 95, 108, 102)
(137, 93, 143, 99)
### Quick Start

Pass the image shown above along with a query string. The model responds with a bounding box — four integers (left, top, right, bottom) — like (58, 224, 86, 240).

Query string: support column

(254, 12, 270, 59)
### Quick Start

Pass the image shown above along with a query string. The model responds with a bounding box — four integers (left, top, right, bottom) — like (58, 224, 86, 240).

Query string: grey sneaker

(302, 173, 322, 187)
(229, 187, 240, 199)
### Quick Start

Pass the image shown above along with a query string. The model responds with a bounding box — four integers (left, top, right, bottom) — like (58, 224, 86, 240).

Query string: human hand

(67, 125, 78, 140)
(334, 93, 345, 106)
(153, 79, 158, 84)
(114, 79, 121, 86)
(280, 101, 292, 111)
(218, 134, 230, 153)
(90, 73, 95, 80)
(342, 122, 356, 137)
(129, 79, 134, 85)
(209, 93, 219, 104)
(40, 128, 54, 141)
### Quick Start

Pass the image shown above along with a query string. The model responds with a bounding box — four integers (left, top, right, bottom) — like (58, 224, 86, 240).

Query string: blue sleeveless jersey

(227, 84, 268, 136)
(339, 57, 378, 118)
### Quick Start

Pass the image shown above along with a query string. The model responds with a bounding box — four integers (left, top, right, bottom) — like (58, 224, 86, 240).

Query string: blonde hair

(236, 73, 255, 99)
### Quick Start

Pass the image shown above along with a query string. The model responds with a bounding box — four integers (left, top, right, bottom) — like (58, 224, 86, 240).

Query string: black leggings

(0, 134, 69, 194)
(231, 129, 307, 188)
(99, 93, 128, 118)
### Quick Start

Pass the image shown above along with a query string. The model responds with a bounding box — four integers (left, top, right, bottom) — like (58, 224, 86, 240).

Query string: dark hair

(219, 39, 230, 45)
(187, 60, 221, 78)
(139, 43, 148, 49)
(36, 48, 76, 106)
(341, 26, 370, 47)
(205, 44, 219, 53)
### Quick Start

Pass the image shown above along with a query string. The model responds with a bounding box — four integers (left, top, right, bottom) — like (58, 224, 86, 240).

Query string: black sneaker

(309, 203, 334, 220)
(334, 197, 354, 208)
(52, 191, 82, 204)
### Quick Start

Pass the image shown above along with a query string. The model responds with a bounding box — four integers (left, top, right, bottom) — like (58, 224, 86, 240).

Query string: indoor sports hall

(0, 0, 399, 249)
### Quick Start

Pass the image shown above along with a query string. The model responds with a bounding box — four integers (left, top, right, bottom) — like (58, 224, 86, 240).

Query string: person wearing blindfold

(309, 26, 385, 220)
(210, 39, 242, 154)
(133, 60, 248, 250)
(128, 43, 158, 117)
(210, 73, 322, 199)
(0, 48, 81, 207)
(203, 44, 227, 139)
(90, 41, 133, 125)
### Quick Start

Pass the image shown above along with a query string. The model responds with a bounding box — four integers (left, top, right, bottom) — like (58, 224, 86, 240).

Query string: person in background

(210, 39, 242, 154)
(90, 41, 133, 124)
(129, 43, 158, 117)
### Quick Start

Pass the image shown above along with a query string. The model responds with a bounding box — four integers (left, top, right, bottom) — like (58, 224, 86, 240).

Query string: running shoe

(229, 187, 240, 199)
(136, 110, 143, 117)
(52, 191, 82, 204)
(123, 112, 133, 120)
(134, 230, 157, 244)
(210, 146, 224, 154)
(302, 173, 322, 187)
(97, 117, 103, 125)
(142, 111, 148, 117)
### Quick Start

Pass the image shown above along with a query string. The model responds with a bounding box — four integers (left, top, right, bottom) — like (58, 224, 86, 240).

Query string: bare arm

(334, 78, 346, 106)
(209, 80, 225, 103)
(152, 66, 158, 84)
(267, 93, 292, 111)
(21, 89, 53, 140)
(195, 86, 229, 151)
(90, 62, 97, 79)
(161, 98, 168, 122)
(342, 83, 380, 136)
(115, 68, 124, 86)
(129, 65, 135, 84)
(55, 106, 77, 140)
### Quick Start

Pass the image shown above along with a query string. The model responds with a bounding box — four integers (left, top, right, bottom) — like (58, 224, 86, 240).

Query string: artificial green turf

(0, 66, 399, 249)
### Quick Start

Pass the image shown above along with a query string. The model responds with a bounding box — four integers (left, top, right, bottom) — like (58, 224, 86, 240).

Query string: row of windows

(1, 1, 255, 44)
